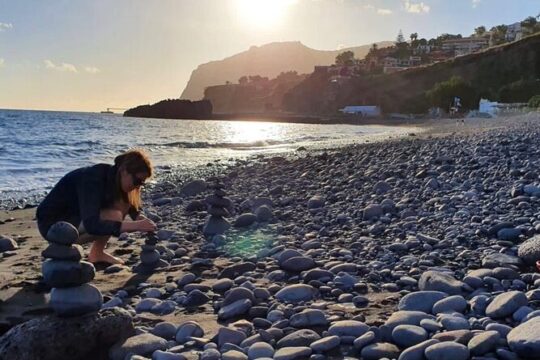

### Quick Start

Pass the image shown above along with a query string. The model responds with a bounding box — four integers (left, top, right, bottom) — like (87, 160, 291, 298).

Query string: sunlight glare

(235, 0, 296, 29)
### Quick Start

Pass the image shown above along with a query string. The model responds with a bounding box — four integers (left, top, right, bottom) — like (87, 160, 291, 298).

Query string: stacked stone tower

(134, 232, 164, 273)
(42, 221, 103, 317)
(203, 181, 232, 238)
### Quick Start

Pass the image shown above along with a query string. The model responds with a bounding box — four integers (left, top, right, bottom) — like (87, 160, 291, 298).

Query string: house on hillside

(340, 106, 382, 117)
(506, 22, 523, 42)
(442, 37, 489, 56)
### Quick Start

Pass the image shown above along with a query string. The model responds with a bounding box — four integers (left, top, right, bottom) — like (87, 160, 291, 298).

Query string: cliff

(283, 33, 540, 114)
(123, 99, 212, 119)
(180, 41, 393, 100)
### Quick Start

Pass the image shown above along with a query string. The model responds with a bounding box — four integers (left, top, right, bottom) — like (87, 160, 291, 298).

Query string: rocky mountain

(180, 41, 393, 100)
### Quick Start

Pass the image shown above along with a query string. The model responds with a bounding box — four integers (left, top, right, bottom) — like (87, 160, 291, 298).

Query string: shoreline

(1, 112, 540, 358)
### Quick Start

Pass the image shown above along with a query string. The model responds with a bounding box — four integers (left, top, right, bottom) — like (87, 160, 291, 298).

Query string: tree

(238, 76, 248, 85)
(335, 51, 355, 66)
(396, 29, 406, 44)
(522, 16, 537, 28)
(474, 26, 486, 36)
(410, 33, 418, 42)
(426, 76, 478, 110)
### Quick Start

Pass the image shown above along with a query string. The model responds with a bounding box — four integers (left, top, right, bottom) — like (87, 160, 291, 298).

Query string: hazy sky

(0, 0, 538, 111)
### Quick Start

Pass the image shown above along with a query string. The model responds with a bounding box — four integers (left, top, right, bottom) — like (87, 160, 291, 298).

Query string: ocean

(0, 109, 414, 209)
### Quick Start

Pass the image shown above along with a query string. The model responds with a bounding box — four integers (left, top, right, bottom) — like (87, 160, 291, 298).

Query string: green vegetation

(426, 76, 478, 110)
(529, 95, 540, 108)
(335, 51, 356, 66)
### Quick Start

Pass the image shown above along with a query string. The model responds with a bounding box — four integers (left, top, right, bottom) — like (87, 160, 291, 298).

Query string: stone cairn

(203, 180, 232, 241)
(41, 221, 103, 317)
(134, 232, 167, 274)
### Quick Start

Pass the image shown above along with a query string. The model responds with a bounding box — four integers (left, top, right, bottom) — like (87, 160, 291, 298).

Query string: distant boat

(100, 110, 114, 114)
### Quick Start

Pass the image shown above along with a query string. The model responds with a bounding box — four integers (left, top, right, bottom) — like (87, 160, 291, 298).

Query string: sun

(234, 0, 296, 29)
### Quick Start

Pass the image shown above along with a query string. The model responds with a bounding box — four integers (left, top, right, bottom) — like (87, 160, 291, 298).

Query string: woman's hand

(121, 218, 157, 233)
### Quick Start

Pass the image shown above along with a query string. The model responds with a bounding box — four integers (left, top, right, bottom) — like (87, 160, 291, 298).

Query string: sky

(0, 0, 538, 112)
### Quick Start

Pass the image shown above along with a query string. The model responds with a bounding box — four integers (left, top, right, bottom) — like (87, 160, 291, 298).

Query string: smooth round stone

(203, 216, 231, 235)
(310, 335, 340, 353)
(485, 291, 528, 318)
(42, 259, 95, 288)
(440, 315, 470, 331)
(468, 330, 500, 356)
(218, 299, 252, 320)
(289, 309, 327, 327)
(432, 330, 474, 344)
(50, 283, 103, 317)
(254, 205, 273, 222)
(213, 278, 234, 292)
(208, 206, 230, 217)
(277, 329, 321, 348)
(177, 272, 196, 287)
(151, 322, 177, 340)
(224, 287, 255, 306)
(508, 317, 540, 357)
(432, 295, 467, 314)
(175, 321, 204, 344)
(281, 256, 316, 272)
(307, 196, 324, 209)
(420, 319, 442, 332)
(135, 298, 161, 312)
(360, 342, 400, 360)
(41, 243, 83, 261)
(109, 333, 168, 360)
(46, 221, 79, 245)
(392, 325, 428, 348)
(145, 287, 165, 298)
(0, 235, 18, 252)
(398, 339, 439, 360)
(353, 331, 376, 350)
(152, 350, 186, 360)
(273, 346, 312, 360)
(222, 350, 248, 360)
(200, 348, 221, 360)
(425, 342, 470, 360)
(234, 213, 257, 227)
(275, 284, 315, 303)
(184, 289, 210, 307)
(485, 323, 513, 338)
(518, 235, 540, 265)
(141, 249, 160, 265)
(328, 320, 369, 338)
(398, 291, 448, 313)
(217, 327, 246, 347)
(384, 311, 435, 332)
(418, 271, 466, 296)
(248, 342, 274, 359)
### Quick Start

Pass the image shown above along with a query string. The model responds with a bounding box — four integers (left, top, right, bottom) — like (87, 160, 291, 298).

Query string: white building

(442, 37, 489, 56)
(340, 106, 382, 117)
(506, 22, 523, 42)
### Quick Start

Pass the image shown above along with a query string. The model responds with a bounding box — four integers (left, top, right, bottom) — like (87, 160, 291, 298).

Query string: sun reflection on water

(222, 121, 285, 145)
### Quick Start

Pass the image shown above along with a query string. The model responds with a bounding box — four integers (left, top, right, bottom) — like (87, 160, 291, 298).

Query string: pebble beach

(1, 113, 540, 360)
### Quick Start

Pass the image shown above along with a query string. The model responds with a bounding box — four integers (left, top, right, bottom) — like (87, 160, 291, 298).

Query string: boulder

(0, 235, 18, 252)
(180, 179, 207, 196)
(0, 308, 134, 360)
(109, 333, 167, 360)
(234, 213, 257, 227)
(518, 236, 540, 266)
(418, 271, 467, 295)
(50, 284, 103, 317)
(508, 317, 540, 357)
(46, 221, 79, 245)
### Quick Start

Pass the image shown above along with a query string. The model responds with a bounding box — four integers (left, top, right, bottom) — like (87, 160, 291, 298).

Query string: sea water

(0, 109, 413, 208)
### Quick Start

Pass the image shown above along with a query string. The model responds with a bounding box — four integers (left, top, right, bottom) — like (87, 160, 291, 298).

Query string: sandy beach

(1, 112, 540, 359)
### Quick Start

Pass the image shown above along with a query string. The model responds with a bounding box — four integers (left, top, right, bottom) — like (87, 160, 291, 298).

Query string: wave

(147, 136, 331, 149)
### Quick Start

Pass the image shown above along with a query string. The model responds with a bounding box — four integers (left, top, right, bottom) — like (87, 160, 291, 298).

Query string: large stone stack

(203, 181, 232, 238)
(42, 221, 103, 317)
(134, 233, 168, 274)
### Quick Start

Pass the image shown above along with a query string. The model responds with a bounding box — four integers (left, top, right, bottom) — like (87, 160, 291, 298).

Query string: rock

(508, 317, 540, 357)
(219, 262, 256, 279)
(218, 327, 246, 347)
(281, 256, 316, 272)
(289, 309, 328, 327)
(152, 350, 186, 360)
(485, 291, 528, 318)
(0, 235, 18, 252)
(185, 200, 206, 212)
(46, 221, 79, 245)
(384, 311, 435, 332)
(234, 213, 257, 227)
(277, 329, 321, 347)
(50, 284, 103, 317)
(468, 330, 500, 356)
(518, 235, 540, 265)
(273, 346, 312, 360)
(0, 307, 134, 360)
(248, 342, 275, 359)
(432, 330, 474, 344)
(310, 336, 340, 353)
(223, 287, 255, 306)
(497, 227, 521, 242)
(392, 325, 428, 348)
(432, 295, 467, 314)
(175, 321, 204, 344)
(109, 333, 167, 360)
(151, 322, 177, 340)
(398, 339, 439, 360)
(222, 350, 248, 360)
(482, 253, 522, 268)
(42, 259, 96, 287)
(203, 216, 231, 236)
(418, 271, 467, 295)
(374, 181, 391, 194)
(41, 244, 83, 261)
(275, 284, 316, 303)
(157, 229, 175, 241)
(398, 291, 447, 313)
(184, 289, 210, 307)
(218, 299, 252, 320)
(180, 179, 207, 196)
(254, 205, 273, 222)
(328, 320, 369, 338)
(360, 343, 400, 360)
(424, 341, 470, 360)
(363, 204, 383, 220)
(307, 196, 324, 209)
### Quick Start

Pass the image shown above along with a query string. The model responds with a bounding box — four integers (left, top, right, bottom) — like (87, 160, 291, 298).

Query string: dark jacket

(36, 163, 139, 238)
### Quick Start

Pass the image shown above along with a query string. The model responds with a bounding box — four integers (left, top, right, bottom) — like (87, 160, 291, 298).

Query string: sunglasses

(131, 174, 146, 187)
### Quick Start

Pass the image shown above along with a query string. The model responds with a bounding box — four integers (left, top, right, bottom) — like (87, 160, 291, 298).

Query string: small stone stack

(42, 221, 103, 317)
(203, 181, 232, 238)
(134, 232, 167, 273)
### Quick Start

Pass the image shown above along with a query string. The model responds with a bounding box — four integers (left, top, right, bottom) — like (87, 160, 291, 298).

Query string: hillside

(283, 33, 540, 114)
(180, 41, 393, 100)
